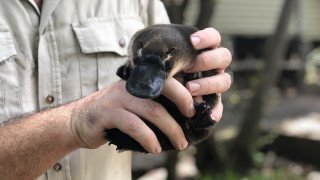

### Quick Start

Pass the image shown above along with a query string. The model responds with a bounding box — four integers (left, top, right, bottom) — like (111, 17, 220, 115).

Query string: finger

(107, 108, 162, 154)
(124, 95, 188, 150)
(184, 47, 232, 73)
(210, 93, 223, 122)
(162, 77, 195, 118)
(190, 28, 221, 50)
(108, 80, 188, 150)
(186, 73, 232, 96)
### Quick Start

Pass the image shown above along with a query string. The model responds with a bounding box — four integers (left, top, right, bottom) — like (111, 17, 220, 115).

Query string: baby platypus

(105, 24, 217, 152)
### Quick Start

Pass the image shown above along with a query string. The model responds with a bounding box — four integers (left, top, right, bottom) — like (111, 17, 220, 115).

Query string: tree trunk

(296, 0, 308, 91)
(195, 0, 216, 29)
(166, 150, 178, 180)
(164, 0, 189, 24)
(195, 135, 228, 173)
(232, 0, 298, 171)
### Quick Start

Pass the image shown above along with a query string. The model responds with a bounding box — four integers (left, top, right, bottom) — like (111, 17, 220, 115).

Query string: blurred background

(133, 0, 320, 179)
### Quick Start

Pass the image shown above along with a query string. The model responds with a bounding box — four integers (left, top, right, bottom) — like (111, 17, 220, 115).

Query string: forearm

(0, 102, 80, 179)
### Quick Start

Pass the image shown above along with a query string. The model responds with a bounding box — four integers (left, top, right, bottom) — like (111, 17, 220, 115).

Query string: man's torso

(0, 0, 169, 179)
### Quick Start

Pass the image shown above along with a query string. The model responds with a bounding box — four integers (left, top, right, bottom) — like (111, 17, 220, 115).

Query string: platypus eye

(166, 47, 176, 56)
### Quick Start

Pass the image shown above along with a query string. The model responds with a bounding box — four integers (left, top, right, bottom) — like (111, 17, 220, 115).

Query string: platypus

(105, 24, 218, 152)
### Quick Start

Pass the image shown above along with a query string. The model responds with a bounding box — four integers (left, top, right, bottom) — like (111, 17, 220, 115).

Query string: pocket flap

(72, 17, 143, 56)
(0, 27, 17, 62)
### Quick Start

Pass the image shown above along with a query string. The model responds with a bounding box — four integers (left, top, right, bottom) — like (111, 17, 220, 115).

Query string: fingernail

(191, 36, 200, 47)
(189, 83, 200, 93)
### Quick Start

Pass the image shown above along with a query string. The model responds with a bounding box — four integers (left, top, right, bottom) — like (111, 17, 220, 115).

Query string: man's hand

(163, 27, 232, 122)
(70, 80, 188, 154)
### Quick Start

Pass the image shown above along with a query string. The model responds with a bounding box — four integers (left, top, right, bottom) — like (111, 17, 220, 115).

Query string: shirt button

(119, 38, 126, 47)
(54, 163, 62, 172)
(46, 95, 54, 104)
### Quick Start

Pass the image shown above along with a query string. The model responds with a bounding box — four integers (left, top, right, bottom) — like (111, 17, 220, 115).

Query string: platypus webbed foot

(186, 101, 216, 130)
(183, 101, 215, 144)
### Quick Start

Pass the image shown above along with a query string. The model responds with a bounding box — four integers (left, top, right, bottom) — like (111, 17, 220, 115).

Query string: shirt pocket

(0, 26, 21, 123)
(72, 17, 145, 91)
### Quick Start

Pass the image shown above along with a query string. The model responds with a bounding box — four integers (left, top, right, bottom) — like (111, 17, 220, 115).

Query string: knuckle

(199, 52, 211, 65)
(148, 102, 165, 117)
(205, 78, 212, 94)
(126, 118, 143, 131)
(113, 81, 125, 90)
(109, 81, 127, 96)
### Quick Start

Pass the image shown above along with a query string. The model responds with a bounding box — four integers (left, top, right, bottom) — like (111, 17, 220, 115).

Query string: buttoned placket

(38, 17, 63, 109)
(24, 0, 72, 179)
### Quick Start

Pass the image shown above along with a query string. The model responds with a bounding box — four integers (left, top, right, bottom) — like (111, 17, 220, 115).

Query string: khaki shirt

(0, 0, 169, 179)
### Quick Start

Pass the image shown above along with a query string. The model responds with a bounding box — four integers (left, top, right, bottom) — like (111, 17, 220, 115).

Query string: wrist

(66, 100, 84, 149)
(62, 101, 83, 150)
(68, 93, 99, 149)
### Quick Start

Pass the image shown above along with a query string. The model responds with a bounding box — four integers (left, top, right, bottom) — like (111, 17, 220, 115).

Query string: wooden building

(207, 0, 320, 89)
